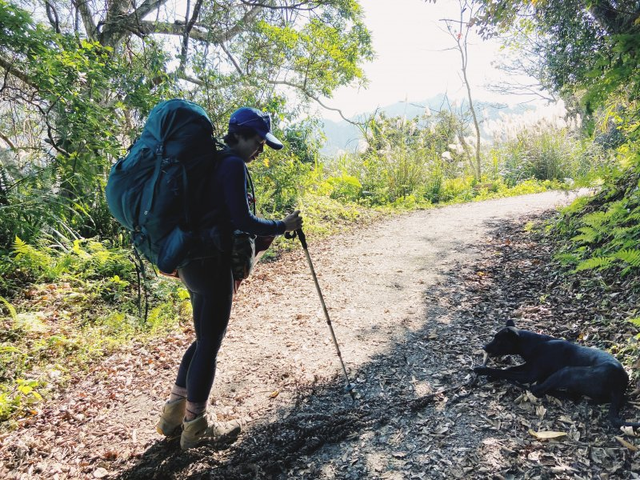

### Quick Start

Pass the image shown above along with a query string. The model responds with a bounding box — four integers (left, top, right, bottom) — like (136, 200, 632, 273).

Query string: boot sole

(156, 423, 182, 439)
(180, 427, 241, 450)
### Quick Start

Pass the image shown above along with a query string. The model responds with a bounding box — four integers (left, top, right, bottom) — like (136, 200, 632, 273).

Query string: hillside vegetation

(1, 0, 639, 430)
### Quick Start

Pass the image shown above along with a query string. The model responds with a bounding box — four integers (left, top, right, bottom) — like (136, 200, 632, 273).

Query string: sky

(318, 0, 542, 121)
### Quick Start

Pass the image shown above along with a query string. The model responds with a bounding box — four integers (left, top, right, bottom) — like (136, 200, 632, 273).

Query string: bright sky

(319, 0, 537, 121)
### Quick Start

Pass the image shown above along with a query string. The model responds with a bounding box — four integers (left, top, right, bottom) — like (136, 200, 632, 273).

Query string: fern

(615, 249, 640, 267)
(12, 236, 50, 272)
(13, 236, 33, 257)
(611, 226, 634, 240)
(627, 206, 640, 221)
(72, 239, 91, 260)
(580, 211, 609, 228)
(0, 296, 17, 322)
(554, 252, 580, 265)
(571, 226, 600, 244)
(574, 256, 615, 272)
(559, 195, 593, 217)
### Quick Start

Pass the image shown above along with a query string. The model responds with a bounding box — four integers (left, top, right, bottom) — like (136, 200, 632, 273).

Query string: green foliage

(0, 236, 190, 425)
(615, 249, 640, 267)
(0, 0, 374, 253)
(0, 2, 175, 250)
(0, 296, 17, 321)
(298, 193, 367, 236)
(338, 110, 468, 205)
(473, 0, 640, 160)
(551, 153, 640, 275)
(326, 172, 363, 202)
(250, 150, 312, 216)
(574, 248, 640, 275)
(574, 255, 615, 272)
(474, 0, 638, 107)
(257, 14, 373, 98)
(1, 236, 136, 296)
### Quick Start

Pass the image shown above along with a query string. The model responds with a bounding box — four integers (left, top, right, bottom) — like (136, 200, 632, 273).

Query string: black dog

(474, 320, 639, 429)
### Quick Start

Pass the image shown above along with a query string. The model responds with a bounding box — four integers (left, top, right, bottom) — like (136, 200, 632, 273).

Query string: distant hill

(319, 96, 534, 157)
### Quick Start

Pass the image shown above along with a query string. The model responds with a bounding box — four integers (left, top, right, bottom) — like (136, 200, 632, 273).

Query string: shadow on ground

(116, 214, 638, 480)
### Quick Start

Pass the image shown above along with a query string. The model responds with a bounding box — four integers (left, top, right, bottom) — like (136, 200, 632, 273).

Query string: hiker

(155, 107, 303, 450)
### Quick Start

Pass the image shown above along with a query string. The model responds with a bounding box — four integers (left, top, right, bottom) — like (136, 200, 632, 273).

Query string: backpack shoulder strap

(213, 146, 257, 215)
(245, 163, 256, 215)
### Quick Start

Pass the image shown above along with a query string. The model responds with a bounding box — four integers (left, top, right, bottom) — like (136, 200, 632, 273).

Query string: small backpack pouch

(156, 226, 197, 275)
(230, 230, 256, 281)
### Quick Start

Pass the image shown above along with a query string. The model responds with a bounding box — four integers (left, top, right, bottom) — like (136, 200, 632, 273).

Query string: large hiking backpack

(105, 99, 218, 274)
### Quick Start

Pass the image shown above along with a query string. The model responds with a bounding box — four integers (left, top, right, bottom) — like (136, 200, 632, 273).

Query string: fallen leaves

(2, 205, 640, 479)
(615, 436, 639, 451)
(92, 467, 109, 478)
(528, 429, 568, 441)
(620, 425, 640, 437)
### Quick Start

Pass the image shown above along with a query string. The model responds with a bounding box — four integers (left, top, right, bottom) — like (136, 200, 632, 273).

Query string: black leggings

(175, 256, 234, 403)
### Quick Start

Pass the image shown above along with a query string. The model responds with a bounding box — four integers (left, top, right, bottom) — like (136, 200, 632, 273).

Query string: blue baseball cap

(228, 107, 284, 150)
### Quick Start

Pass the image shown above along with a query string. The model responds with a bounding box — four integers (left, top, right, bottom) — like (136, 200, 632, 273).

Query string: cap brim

(265, 132, 284, 150)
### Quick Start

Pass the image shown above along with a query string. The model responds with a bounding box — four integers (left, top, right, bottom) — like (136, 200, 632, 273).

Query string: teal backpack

(105, 99, 219, 274)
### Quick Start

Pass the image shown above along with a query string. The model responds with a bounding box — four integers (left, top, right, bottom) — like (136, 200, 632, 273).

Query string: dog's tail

(609, 416, 640, 429)
(609, 415, 640, 429)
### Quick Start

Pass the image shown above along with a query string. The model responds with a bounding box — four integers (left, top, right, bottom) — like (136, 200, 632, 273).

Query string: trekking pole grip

(285, 228, 308, 249)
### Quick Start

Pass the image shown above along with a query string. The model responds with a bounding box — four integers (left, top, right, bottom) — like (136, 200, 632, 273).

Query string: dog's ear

(505, 326, 520, 337)
(506, 319, 516, 327)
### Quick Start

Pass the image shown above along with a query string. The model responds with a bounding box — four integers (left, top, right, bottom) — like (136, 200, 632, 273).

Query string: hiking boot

(180, 413, 242, 450)
(156, 398, 186, 438)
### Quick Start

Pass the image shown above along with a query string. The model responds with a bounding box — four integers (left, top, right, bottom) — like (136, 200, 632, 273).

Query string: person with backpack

(155, 106, 303, 450)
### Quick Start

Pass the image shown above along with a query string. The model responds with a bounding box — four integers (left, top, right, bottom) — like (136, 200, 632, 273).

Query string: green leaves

(554, 167, 640, 275)
(1, 0, 375, 253)
(616, 249, 640, 268)
(473, 0, 640, 149)
(574, 249, 640, 275)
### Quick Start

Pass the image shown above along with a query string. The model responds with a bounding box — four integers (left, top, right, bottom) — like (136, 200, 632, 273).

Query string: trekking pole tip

(345, 382, 357, 402)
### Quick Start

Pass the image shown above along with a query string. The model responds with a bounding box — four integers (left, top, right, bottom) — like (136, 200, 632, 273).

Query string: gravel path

(6, 189, 638, 480)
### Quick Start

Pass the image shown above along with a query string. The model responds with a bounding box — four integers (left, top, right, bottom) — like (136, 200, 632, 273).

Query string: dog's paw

(473, 366, 490, 375)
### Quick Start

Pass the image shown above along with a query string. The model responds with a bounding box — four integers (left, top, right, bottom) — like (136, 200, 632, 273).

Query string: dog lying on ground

(474, 320, 639, 429)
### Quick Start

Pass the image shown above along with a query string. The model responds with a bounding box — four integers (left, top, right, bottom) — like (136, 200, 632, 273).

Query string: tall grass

(316, 103, 607, 207)
(483, 102, 611, 187)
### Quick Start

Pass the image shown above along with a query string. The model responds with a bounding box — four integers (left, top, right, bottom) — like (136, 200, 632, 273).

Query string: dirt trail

(5, 190, 638, 479)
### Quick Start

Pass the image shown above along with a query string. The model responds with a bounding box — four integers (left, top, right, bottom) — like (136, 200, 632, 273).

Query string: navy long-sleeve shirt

(192, 150, 286, 247)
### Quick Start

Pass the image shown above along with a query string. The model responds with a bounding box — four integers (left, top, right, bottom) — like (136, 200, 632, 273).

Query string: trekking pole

(286, 228, 356, 402)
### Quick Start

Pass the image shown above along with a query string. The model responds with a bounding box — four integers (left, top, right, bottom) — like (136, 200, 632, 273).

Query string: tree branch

(220, 42, 245, 75)
(0, 131, 17, 150)
(45, 1, 61, 33)
(178, 0, 204, 74)
(238, 0, 317, 11)
(133, 0, 168, 21)
(0, 55, 35, 87)
(270, 80, 361, 125)
(135, 5, 260, 43)
(72, 0, 98, 40)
